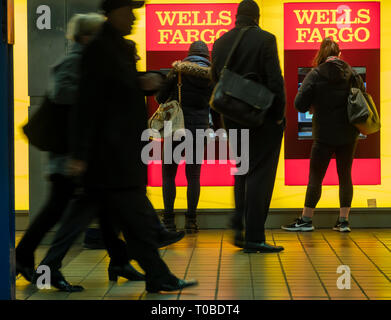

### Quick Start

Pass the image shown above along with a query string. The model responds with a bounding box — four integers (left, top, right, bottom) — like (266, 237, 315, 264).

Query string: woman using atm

(156, 40, 213, 234)
(282, 37, 365, 233)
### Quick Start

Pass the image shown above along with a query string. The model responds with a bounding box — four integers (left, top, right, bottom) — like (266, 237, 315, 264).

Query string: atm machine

(283, 2, 381, 187)
(145, 3, 239, 189)
(297, 66, 367, 141)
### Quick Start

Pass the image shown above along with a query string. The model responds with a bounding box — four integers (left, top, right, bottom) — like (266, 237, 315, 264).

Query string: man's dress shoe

(243, 241, 284, 253)
(16, 261, 34, 282)
(232, 230, 245, 249)
(52, 279, 84, 292)
(146, 278, 198, 293)
(32, 270, 84, 292)
(158, 230, 185, 248)
(108, 263, 145, 282)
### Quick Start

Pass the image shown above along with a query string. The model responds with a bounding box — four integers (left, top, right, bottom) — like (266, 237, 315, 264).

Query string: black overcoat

(70, 22, 148, 188)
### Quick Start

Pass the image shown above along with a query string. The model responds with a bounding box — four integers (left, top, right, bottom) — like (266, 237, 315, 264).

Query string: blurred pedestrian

(34, 0, 197, 293)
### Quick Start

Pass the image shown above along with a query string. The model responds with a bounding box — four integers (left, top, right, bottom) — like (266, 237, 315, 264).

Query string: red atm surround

(145, 3, 240, 187)
(284, 49, 381, 186)
(146, 51, 236, 188)
(283, 2, 381, 186)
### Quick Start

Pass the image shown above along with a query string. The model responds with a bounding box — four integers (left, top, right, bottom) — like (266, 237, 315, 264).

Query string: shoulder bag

(347, 72, 380, 135)
(148, 71, 185, 138)
(210, 27, 275, 128)
(22, 95, 69, 154)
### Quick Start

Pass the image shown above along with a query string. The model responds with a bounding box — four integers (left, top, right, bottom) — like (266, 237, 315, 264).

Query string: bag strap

(222, 27, 252, 71)
(177, 70, 182, 106)
(349, 68, 362, 90)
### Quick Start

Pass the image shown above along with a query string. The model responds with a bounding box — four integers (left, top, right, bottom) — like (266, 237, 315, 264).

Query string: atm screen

(297, 66, 367, 139)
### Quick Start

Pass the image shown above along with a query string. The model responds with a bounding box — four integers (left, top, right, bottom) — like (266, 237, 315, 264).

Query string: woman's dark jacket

(70, 22, 149, 188)
(155, 55, 212, 130)
(295, 58, 364, 146)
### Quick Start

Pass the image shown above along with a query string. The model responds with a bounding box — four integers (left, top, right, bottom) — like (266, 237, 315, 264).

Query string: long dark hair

(313, 38, 341, 67)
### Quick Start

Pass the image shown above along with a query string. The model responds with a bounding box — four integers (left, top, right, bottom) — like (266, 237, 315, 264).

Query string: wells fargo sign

(146, 3, 238, 51)
(284, 2, 380, 50)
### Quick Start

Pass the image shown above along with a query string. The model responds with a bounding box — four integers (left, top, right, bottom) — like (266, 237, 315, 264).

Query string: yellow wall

(14, 0, 28, 211)
(14, 0, 391, 211)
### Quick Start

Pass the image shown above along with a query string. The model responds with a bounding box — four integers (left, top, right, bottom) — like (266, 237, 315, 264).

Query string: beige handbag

(148, 71, 185, 138)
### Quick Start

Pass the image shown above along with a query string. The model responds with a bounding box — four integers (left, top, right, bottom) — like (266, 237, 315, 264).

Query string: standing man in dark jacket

(211, 0, 286, 253)
(34, 0, 197, 293)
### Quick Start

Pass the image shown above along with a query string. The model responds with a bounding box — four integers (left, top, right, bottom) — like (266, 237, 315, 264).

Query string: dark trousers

(305, 140, 357, 208)
(39, 187, 172, 284)
(162, 163, 201, 217)
(16, 174, 162, 269)
(162, 137, 203, 217)
(228, 120, 284, 243)
(16, 174, 76, 267)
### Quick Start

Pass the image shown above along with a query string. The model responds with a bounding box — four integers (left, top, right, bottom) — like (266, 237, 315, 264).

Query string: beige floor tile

(15, 229, 391, 301)
(67, 295, 103, 300)
(103, 295, 141, 300)
(179, 295, 216, 300)
(141, 293, 179, 300)
(217, 296, 253, 300)
(27, 291, 70, 300)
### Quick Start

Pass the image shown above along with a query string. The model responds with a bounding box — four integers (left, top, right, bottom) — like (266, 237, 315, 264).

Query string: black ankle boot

(16, 260, 34, 283)
(185, 216, 199, 234)
(233, 229, 245, 248)
(162, 213, 177, 232)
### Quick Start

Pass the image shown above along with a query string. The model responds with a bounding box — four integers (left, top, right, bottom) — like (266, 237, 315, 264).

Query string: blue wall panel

(0, 0, 15, 300)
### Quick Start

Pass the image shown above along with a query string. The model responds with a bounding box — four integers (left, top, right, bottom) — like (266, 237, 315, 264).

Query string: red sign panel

(146, 3, 238, 51)
(284, 2, 380, 50)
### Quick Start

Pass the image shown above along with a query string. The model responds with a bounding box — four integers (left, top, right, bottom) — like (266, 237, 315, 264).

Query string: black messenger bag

(210, 27, 275, 128)
(22, 95, 70, 154)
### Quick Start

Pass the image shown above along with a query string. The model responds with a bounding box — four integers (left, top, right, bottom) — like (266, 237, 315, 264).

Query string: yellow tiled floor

(15, 229, 391, 300)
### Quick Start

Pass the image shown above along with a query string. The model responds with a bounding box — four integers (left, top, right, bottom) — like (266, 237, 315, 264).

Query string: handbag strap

(177, 70, 182, 106)
(222, 27, 252, 71)
(349, 68, 362, 90)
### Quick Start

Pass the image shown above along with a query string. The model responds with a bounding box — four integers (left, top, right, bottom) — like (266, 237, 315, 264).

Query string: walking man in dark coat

(34, 0, 197, 293)
(211, 0, 286, 253)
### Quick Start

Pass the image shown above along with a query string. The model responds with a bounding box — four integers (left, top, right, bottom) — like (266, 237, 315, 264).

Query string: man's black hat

(101, 0, 145, 14)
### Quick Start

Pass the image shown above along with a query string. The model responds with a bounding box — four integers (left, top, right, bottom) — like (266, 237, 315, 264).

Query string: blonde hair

(66, 13, 105, 43)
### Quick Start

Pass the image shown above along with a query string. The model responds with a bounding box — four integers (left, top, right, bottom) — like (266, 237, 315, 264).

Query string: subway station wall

(14, 0, 391, 210)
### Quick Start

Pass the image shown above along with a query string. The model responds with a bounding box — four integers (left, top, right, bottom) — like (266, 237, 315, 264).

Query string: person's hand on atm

(67, 158, 87, 177)
(139, 72, 165, 93)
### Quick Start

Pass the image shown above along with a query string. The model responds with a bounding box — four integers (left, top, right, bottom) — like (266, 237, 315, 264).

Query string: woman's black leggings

(305, 140, 358, 208)
(162, 139, 203, 217)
